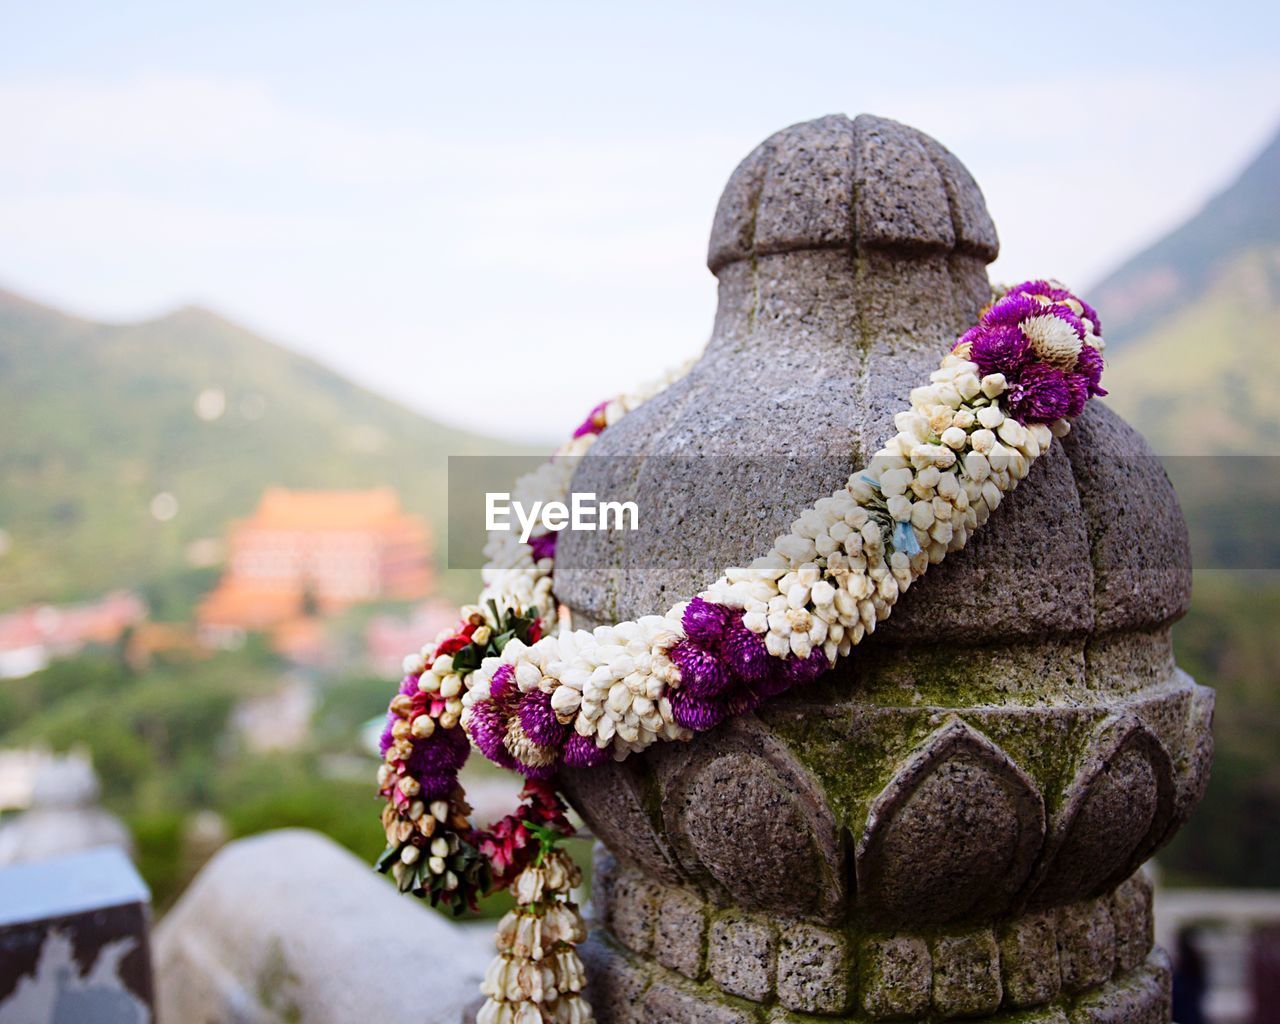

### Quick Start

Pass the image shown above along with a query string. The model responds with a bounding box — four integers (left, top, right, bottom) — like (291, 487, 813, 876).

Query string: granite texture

(554, 114, 1207, 1023)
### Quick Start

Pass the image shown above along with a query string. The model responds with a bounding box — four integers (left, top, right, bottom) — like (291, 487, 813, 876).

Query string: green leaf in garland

(374, 844, 400, 874)
(451, 644, 482, 672)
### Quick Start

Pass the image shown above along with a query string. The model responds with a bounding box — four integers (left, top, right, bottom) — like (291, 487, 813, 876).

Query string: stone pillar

(554, 114, 1212, 1023)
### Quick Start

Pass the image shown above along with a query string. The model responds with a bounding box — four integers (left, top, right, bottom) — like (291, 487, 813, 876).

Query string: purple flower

(527, 531, 557, 562)
(1075, 344, 1106, 393)
(518, 690, 569, 747)
(1079, 297, 1102, 336)
(1009, 280, 1102, 336)
(1063, 372, 1090, 418)
(378, 721, 395, 756)
(669, 640, 734, 698)
(513, 756, 559, 780)
(724, 687, 765, 716)
(981, 292, 1042, 330)
(670, 689, 728, 732)
(969, 325, 1031, 379)
(408, 728, 470, 776)
(490, 663, 516, 702)
(572, 400, 609, 438)
(1006, 279, 1071, 304)
(784, 647, 831, 687)
(563, 732, 611, 769)
(416, 769, 457, 802)
(682, 597, 731, 648)
(720, 618, 777, 685)
(1004, 363, 1073, 424)
(466, 699, 515, 768)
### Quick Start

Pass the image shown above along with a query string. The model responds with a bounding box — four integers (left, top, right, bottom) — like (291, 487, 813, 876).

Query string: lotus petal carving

(1026, 714, 1174, 909)
(856, 717, 1045, 929)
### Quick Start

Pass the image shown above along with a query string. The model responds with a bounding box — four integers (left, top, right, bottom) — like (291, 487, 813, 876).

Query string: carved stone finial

(555, 114, 1208, 1023)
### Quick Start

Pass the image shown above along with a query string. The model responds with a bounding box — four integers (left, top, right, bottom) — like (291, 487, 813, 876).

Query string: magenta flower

(682, 597, 731, 648)
(969, 325, 1031, 379)
(1075, 344, 1106, 392)
(415, 769, 457, 802)
(563, 733, 611, 769)
(981, 292, 1042, 330)
(512, 756, 559, 780)
(572, 400, 609, 438)
(466, 699, 516, 768)
(670, 640, 734, 698)
(518, 690, 569, 747)
(1004, 363, 1074, 423)
(784, 646, 831, 686)
(527, 531, 557, 562)
(1063, 372, 1090, 418)
(407, 729, 469, 776)
(724, 687, 765, 716)
(490, 664, 516, 703)
(670, 689, 728, 732)
(720, 617, 776, 685)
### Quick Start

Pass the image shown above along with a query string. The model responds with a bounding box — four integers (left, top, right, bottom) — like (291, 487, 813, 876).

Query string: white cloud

(0, 65, 1276, 442)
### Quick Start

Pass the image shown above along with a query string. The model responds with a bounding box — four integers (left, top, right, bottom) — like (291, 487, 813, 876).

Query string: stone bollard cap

(707, 113, 999, 273)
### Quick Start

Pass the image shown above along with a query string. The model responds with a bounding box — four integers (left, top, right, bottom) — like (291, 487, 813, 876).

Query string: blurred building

(364, 599, 459, 676)
(197, 487, 432, 646)
(0, 591, 146, 679)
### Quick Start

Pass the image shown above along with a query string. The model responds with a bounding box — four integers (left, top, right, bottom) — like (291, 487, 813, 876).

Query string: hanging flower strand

(374, 279, 1108, 1021)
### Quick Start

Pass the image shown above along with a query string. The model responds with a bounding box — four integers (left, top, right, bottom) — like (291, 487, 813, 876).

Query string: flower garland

(375, 280, 1106, 1023)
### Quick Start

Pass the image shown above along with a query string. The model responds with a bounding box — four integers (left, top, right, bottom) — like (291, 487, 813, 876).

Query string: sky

(2, 2, 1278, 443)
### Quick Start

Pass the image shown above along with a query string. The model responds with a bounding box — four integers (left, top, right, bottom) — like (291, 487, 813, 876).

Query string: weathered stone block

(579, 935, 652, 1024)
(643, 977, 756, 1024)
(776, 922, 852, 1014)
(1109, 873, 1153, 974)
(999, 909, 1061, 1008)
(861, 936, 931, 1019)
(1068, 952, 1170, 1024)
(708, 912, 777, 1002)
(605, 867, 663, 956)
(1056, 899, 1116, 994)
(931, 930, 1002, 1018)
(654, 885, 708, 980)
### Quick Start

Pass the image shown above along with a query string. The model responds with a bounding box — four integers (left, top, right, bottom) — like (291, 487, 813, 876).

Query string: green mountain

(0, 288, 518, 613)
(1092, 127, 1280, 349)
(1094, 126, 1280, 455)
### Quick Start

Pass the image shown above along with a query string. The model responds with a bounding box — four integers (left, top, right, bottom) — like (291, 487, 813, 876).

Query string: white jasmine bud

(964, 451, 990, 481)
(997, 418, 1028, 448)
(418, 673, 441, 694)
(910, 501, 935, 530)
(941, 425, 968, 450)
(980, 373, 1007, 398)
(977, 405, 1004, 429)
